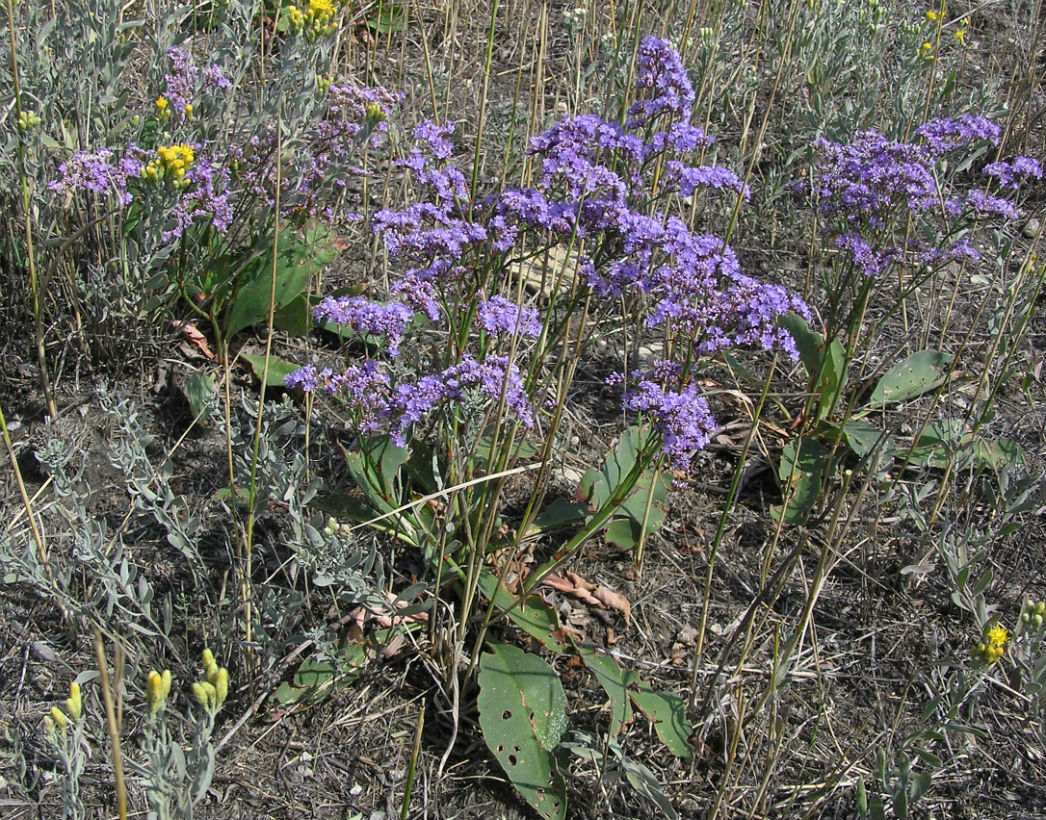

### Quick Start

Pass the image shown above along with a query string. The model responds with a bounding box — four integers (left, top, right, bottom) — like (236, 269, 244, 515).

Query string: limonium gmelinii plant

(285, 37, 807, 598)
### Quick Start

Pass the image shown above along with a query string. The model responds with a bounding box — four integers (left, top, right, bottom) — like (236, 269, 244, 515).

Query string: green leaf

(629, 682, 693, 759)
(366, 1, 407, 34)
(272, 294, 315, 336)
(477, 569, 571, 653)
(908, 421, 1024, 471)
(477, 644, 569, 820)
(183, 372, 216, 425)
(773, 436, 833, 525)
(240, 353, 300, 388)
(578, 426, 670, 549)
(527, 497, 589, 536)
(274, 643, 369, 708)
(225, 224, 339, 336)
(619, 754, 679, 820)
(577, 646, 635, 737)
(869, 350, 951, 408)
(841, 417, 885, 457)
(778, 313, 847, 419)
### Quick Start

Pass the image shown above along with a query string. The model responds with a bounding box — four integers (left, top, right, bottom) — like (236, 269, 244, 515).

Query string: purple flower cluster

(284, 361, 392, 433)
(313, 296, 414, 356)
(807, 131, 938, 227)
(161, 48, 229, 117)
(627, 37, 696, 127)
(477, 296, 542, 338)
(284, 353, 535, 447)
(48, 147, 150, 205)
(983, 156, 1043, 190)
(914, 115, 1001, 156)
(161, 151, 233, 242)
(236, 83, 398, 221)
(797, 115, 1036, 278)
(612, 371, 717, 469)
(391, 355, 534, 445)
(299, 37, 804, 470)
(834, 233, 900, 277)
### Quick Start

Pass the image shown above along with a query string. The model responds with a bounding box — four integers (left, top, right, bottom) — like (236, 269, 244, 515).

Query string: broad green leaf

(619, 754, 679, 820)
(578, 426, 670, 549)
(240, 353, 300, 388)
(576, 646, 635, 737)
(477, 569, 571, 653)
(773, 436, 833, 525)
(477, 644, 569, 820)
(869, 350, 951, 408)
(527, 497, 589, 535)
(183, 372, 216, 425)
(629, 682, 693, 759)
(225, 224, 339, 336)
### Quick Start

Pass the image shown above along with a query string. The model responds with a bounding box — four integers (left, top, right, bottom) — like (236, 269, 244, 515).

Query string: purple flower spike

(983, 156, 1044, 190)
(627, 37, 696, 127)
(621, 378, 717, 470)
(477, 296, 542, 338)
(313, 296, 415, 356)
(915, 115, 1001, 156)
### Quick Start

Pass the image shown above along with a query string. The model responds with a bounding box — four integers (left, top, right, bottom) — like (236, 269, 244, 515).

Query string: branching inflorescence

(288, 37, 808, 473)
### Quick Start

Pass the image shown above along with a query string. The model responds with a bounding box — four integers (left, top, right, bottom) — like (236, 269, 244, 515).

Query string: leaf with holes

(477, 643, 569, 820)
(868, 350, 951, 409)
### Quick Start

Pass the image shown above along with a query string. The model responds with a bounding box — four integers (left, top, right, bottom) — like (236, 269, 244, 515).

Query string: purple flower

(284, 361, 393, 434)
(48, 148, 143, 205)
(916, 237, 981, 266)
(664, 162, 750, 201)
(391, 355, 534, 445)
(808, 131, 937, 225)
(834, 233, 900, 276)
(983, 156, 1043, 190)
(643, 123, 714, 159)
(477, 296, 542, 338)
(627, 37, 696, 127)
(915, 115, 1001, 156)
(162, 48, 200, 115)
(619, 377, 717, 469)
(313, 296, 415, 356)
(964, 189, 1019, 220)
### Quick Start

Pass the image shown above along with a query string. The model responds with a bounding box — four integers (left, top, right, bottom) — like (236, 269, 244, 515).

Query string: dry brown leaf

(170, 320, 214, 359)
(592, 585, 631, 626)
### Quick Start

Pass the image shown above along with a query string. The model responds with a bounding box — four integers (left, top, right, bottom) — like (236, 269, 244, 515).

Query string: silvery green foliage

(224, 394, 394, 640)
(99, 389, 207, 579)
(25, 406, 174, 646)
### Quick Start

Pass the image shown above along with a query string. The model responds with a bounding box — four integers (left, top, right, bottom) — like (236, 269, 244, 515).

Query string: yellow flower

(156, 95, 169, 116)
(50, 706, 68, 733)
(146, 669, 172, 715)
(987, 623, 1009, 647)
(925, 10, 938, 21)
(65, 682, 82, 722)
(953, 23, 967, 45)
(192, 681, 216, 710)
(918, 41, 934, 60)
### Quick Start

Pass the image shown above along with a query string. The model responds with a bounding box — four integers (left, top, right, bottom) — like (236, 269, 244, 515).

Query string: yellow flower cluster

(141, 144, 195, 187)
(972, 623, 1010, 664)
(191, 648, 229, 716)
(146, 669, 173, 716)
(1022, 600, 1046, 631)
(287, 0, 339, 41)
(44, 682, 83, 737)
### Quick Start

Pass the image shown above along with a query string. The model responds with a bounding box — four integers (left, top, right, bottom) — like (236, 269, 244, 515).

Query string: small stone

(1023, 218, 1041, 239)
